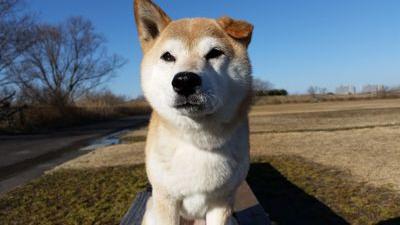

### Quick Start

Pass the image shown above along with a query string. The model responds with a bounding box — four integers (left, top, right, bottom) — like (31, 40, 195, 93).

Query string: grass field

(1, 98, 400, 225)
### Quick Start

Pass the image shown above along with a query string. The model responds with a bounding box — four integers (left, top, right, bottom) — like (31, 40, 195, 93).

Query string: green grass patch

(0, 165, 148, 225)
(253, 155, 400, 225)
(1, 156, 400, 225)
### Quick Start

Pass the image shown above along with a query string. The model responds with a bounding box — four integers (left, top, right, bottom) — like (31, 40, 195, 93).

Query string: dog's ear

(217, 16, 253, 48)
(134, 0, 171, 52)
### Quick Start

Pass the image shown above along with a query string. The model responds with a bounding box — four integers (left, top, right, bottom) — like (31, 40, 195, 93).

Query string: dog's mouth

(173, 92, 219, 116)
(174, 94, 204, 109)
(175, 103, 204, 116)
(175, 102, 202, 109)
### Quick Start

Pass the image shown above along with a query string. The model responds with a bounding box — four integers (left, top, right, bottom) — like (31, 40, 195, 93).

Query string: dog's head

(134, 0, 253, 125)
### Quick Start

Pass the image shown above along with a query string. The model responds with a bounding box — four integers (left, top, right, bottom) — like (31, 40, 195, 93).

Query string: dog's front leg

(143, 191, 180, 225)
(206, 204, 234, 225)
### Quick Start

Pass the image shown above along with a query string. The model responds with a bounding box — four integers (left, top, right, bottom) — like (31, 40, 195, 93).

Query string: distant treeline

(254, 89, 289, 96)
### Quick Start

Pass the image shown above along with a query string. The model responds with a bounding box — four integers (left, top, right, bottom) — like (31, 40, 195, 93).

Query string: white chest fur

(146, 121, 249, 219)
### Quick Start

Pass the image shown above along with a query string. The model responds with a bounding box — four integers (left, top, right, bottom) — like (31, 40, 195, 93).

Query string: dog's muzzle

(172, 72, 204, 110)
(171, 72, 219, 115)
(172, 72, 201, 97)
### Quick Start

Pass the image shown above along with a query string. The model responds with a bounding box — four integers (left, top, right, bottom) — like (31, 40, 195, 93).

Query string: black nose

(172, 72, 201, 97)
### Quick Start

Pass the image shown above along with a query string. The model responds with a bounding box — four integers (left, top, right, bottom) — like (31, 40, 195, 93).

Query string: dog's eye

(161, 52, 176, 62)
(205, 48, 224, 60)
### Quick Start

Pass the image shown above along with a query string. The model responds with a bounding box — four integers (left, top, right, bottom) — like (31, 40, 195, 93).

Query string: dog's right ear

(134, 0, 171, 52)
(217, 16, 253, 48)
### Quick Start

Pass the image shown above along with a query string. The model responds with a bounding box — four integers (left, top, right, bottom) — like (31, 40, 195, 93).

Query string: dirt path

(0, 116, 149, 194)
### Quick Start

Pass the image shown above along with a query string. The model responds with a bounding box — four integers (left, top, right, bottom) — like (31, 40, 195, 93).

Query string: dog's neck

(150, 91, 252, 150)
(158, 113, 248, 150)
(153, 107, 249, 150)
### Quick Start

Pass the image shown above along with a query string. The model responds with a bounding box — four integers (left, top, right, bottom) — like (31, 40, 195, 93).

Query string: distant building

(336, 85, 356, 95)
(390, 86, 400, 92)
(362, 84, 386, 94)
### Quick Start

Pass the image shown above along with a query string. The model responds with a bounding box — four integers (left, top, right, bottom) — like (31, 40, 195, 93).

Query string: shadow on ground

(376, 217, 400, 225)
(247, 163, 350, 225)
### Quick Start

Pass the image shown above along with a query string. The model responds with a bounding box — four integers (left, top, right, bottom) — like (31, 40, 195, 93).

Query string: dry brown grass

(53, 126, 149, 171)
(250, 107, 400, 133)
(249, 99, 400, 191)
(119, 126, 148, 143)
(255, 92, 400, 105)
(0, 100, 152, 133)
(251, 98, 400, 116)
(53, 143, 146, 171)
(251, 126, 400, 190)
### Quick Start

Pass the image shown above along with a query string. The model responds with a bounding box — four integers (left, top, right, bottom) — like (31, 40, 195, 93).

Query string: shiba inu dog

(133, 0, 253, 224)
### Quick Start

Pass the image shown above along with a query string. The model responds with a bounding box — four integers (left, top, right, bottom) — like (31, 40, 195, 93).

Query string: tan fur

(143, 17, 252, 57)
(217, 16, 253, 47)
(134, 0, 171, 52)
(134, 1, 253, 224)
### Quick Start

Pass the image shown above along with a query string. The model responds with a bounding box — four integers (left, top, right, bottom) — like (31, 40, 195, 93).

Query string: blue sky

(30, 0, 400, 97)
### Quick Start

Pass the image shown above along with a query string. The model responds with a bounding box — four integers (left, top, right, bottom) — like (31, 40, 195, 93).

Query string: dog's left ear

(134, 0, 171, 52)
(217, 16, 253, 48)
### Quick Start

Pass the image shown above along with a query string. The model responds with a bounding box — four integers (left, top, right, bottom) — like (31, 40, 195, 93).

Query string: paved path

(0, 116, 149, 194)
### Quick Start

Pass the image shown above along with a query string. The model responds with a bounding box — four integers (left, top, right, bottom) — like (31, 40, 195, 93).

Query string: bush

(78, 90, 128, 107)
(255, 89, 288, 96)
(0, 100, 152, 133)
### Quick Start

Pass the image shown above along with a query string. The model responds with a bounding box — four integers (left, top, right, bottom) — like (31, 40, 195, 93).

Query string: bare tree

(377, 85, 390, 97)
(8, 17, 126, 107)
(0, 0, 36, 124)
(319, 87, 327, 95)
(0, 0, 36, 85)
(308, 86, 328, 96)
(253, 78, 274, 92)
(307, 86, 317, 97)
